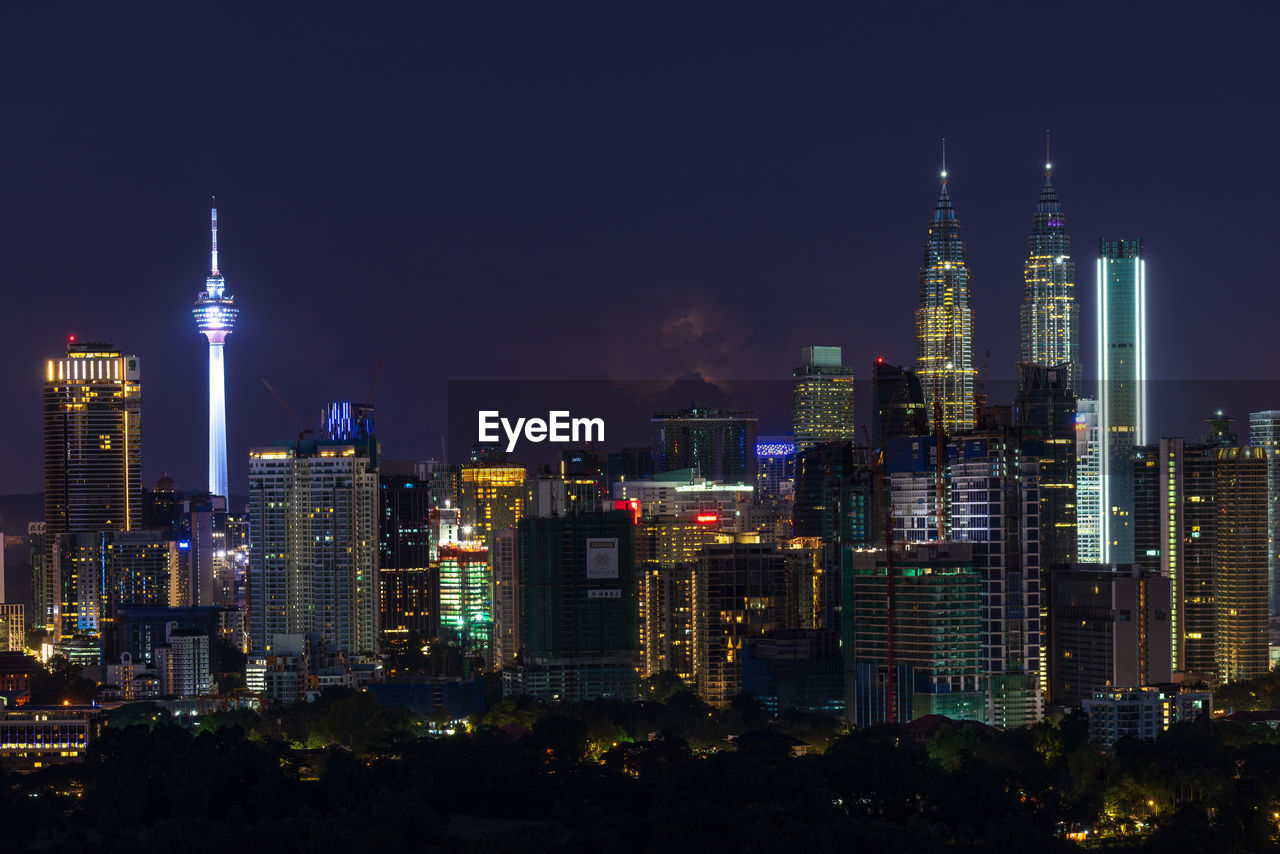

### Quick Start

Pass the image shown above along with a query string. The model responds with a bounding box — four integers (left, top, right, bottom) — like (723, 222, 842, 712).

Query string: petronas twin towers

(915, 143, 1079, 433)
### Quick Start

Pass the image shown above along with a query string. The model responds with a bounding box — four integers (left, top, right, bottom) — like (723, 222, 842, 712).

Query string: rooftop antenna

(940, 136, 948, 185)
(1044, 129, 1052, 180)
(210, 197, 219, 276)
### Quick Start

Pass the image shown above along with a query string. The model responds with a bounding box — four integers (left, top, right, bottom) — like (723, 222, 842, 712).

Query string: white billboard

(585, 537, 619, 579)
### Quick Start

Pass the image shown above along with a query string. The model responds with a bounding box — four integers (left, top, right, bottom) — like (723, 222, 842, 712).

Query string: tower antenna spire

(1044, 129, 1052, 180)
(210, 196, 219, 276)
(940, 137, 948, 185)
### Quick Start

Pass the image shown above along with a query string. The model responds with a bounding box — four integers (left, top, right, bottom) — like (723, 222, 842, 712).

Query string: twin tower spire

(916, 134, 1078, 433)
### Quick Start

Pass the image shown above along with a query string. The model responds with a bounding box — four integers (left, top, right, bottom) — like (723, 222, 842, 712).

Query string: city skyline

(1, 6, 1278, 495)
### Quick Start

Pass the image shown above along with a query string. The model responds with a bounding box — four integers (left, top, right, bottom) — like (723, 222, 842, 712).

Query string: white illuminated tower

(193, 199, 238, 501)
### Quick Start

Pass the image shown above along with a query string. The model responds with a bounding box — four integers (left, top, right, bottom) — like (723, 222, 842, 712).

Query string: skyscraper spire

(1019, 139, 1079, 391)
(210, 197, 219, 276)
(916, 147, 975, 434)
(940, 136, 948, 185)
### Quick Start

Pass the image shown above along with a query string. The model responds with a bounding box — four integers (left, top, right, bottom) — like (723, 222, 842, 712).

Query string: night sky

(1, 4, 1276, 496)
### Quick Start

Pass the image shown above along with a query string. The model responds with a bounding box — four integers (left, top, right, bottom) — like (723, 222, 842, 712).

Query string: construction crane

(261, 378, 313, 442)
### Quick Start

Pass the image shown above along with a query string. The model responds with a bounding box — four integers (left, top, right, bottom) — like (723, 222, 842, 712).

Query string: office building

(192, 201, 239, 501)
(755, 436, 796, 498)
(379, 462, 434, 649)
(792, 346, 856, 451)
(1014, 362, 1077, 568)
(1076, 398, 1102, 563)
(1248, 410, 1280, 617)
(1097, 238, 1147, 563)
(1045, 564, 1172, 708)
(871, 360, 928, 451)
(507, 511, 637, 702)
(650, 407, 758, 483)
(0, 604, 23, 652)
(915, 161, 976, 434)
(692, 536, 792, 706)
(843, 542, 985, 727)
(459, 462, 524, 547)
(1215, 447, 1269, 683)
(247, 439, 379, 659)
(741, 630, 843, 716)
(44, 340, 142, 627)
(1019, 152, 1080, 391)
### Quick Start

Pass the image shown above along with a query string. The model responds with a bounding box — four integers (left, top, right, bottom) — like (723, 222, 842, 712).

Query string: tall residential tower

(916, 150, 976, 434)
(193, 200, 239, 501)
(1019, 144, 1079, 391)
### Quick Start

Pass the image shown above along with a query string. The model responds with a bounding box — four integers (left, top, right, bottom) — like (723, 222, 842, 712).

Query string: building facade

(1097, 238, 1147, 564)
(1019, 158, 1079, 392)
(792, 346, 856, 451)
(915, 168, 976, 434)
(650, 408, 758, 484)
(1215, 447, 1269, 684)
(247, 440, 379, 659)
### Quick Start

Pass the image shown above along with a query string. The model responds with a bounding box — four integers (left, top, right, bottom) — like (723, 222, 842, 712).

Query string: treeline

(4, 687, 1280, 852)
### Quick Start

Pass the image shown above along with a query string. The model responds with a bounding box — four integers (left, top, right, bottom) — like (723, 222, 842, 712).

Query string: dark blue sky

(1, 4, 1276, 494)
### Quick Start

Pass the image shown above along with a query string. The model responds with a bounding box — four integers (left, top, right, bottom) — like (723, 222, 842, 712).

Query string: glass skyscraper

(1019, 159, 1079, 391)
(915, 166, 975, 434)
(1248, 410, 1280, 617)
(792, 346, 856, 451)
(1097, 238, 1146, 564)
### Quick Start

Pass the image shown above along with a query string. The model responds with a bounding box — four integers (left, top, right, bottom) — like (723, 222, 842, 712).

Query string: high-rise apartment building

(53, 530, 175, 643)
(1215, 447, 1269, 684)
(1248, 410, 1280, 617)
(792, 346, 855, 451)
(915, 162, 975, 434)
(493, 526, 518, 670)
(1019, 155, 1079, 391)
(1097, 238, 1147, 563)
(1076, 398, 1102, 563)
(508, 511, 637, 703)
(247, 440, 379, 658)
(28, 523, 49, 635)
(379, 462, 433, 650)
(692, 536, 792, 706)
(650, 408, 758, 484)
(192, 201, 238, 501)
(1044, 563, 1172, 708)
(871, 360, 928, 451)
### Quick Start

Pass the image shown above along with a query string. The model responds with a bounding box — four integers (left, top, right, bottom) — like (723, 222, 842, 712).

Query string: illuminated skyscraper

(247, 440, 379, 658)
(1097, 238, 1146, 563)
(193, 200, 238, 501)
(792, 346, 856, 451)
(1215, 447, 1269, 684)
(44, 340, 143, 637)
(1076, 398, 1102, 563)
(1248, 410, 1280, 616)
(915, 151, 976, 434)
(1019, 145, 1079, 391)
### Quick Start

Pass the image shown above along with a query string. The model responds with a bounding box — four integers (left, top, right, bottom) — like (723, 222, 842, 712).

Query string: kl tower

(193, 198, 238, 501)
